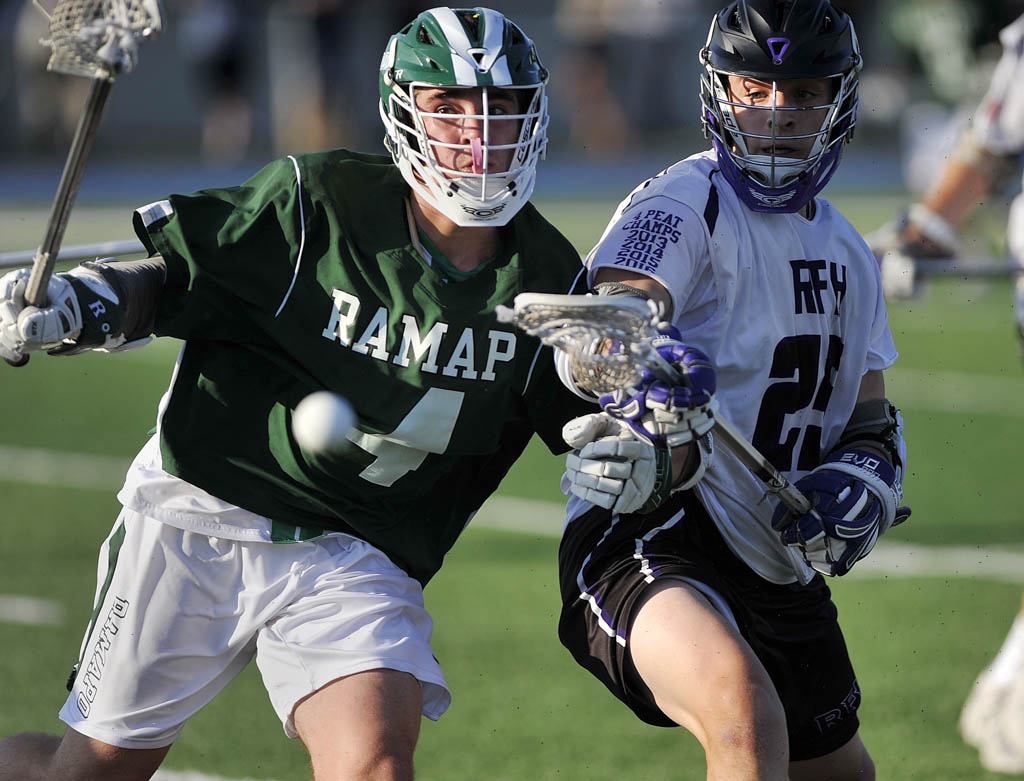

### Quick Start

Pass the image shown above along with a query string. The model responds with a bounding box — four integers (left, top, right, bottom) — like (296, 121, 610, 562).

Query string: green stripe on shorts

(270, 521, 325, 543)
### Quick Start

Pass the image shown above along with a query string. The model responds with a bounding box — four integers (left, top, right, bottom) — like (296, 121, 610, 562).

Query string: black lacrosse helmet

(704, 0, 860, 78)
(700, 0, 861, 212)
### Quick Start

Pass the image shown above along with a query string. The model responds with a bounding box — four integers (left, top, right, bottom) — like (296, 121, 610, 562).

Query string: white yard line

(0, 444, 128, 491)
(0, 443, 1021, 598)
(470, 496, 1024, 583)
(0, 595, 64, 625)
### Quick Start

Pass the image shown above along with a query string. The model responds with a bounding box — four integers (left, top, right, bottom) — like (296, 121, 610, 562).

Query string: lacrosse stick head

(41, 0, 163, 79)
(496, 293, 672, 394)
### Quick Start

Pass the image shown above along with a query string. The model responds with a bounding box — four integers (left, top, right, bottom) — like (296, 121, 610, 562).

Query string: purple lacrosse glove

(771, 449, 910, 577)
(599, 324, 717, 448)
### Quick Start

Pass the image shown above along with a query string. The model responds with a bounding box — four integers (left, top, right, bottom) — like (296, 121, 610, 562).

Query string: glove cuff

(819, 449, 902, 533)
(907, 203, 961, 255)
(671, 433, 711, 493)
(61, 273, 126, 352)
(637, 446, 673, 514)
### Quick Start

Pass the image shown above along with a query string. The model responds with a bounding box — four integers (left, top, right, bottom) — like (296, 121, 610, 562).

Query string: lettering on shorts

(76, 596, 130, 718)
(612, 209, 684, 274)
(813, 679, 862, 734)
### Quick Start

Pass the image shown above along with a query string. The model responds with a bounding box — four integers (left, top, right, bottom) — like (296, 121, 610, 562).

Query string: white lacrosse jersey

(575, 149, 898, 584)
(970, 14, 1024, 263)
(972, 14, 1024, 157)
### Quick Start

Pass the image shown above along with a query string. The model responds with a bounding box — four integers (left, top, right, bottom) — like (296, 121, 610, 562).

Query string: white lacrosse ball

(292, 391, 356, 453)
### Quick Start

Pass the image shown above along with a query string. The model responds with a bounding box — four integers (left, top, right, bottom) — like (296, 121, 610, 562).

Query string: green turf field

(1, 194, 1022, 780)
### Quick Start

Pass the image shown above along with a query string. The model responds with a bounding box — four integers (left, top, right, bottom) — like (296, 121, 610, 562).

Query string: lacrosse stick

(496, 292, 814, 580)
(877, 250, 1024, 282)
(5, 0, 162, 367)
(0, 238, 146, 271)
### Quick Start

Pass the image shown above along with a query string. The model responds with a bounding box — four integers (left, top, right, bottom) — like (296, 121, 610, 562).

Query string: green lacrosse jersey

(131, 150, 591, 584)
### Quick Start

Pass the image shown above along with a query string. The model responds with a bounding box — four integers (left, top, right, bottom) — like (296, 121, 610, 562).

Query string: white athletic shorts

(59, 508, 451, 749)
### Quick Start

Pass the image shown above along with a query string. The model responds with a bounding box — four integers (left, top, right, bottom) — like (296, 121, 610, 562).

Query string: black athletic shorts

(557, 490, 861, 761)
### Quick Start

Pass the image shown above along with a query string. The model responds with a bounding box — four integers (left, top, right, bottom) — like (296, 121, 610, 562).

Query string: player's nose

(767, 93, 797, 126)
(458, 102, 488, 136)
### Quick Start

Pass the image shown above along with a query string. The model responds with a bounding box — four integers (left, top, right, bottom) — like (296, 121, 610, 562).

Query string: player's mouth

(455, 148, 509, 175)
(754, 141, 808, 158)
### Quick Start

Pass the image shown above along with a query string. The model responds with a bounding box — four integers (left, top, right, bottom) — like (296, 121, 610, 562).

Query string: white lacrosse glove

(867, 205, 966, 300)
(0, 266, 126, 364)
(0, 269, 83, 363)
(878, 250, 919, 299)
(562, 413, 673, 515)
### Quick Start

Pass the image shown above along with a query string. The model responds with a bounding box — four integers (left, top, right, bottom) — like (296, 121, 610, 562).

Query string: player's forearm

(671, 441, 699, 485)
(78, 255, 167, 342)
(592, 268, 674, 319)
(918, 157, 995, 231)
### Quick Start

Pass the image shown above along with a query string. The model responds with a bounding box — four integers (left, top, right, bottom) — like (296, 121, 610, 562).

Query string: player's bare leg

(789, 732, 874, 780)
(294, 668, 422, 780)
(0, 727, 170, 781)
(629, 579, 789, 781)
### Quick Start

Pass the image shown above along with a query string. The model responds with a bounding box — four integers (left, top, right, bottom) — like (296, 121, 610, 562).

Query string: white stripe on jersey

(274, 155, 307, 317)
(135, 199, 173, 227)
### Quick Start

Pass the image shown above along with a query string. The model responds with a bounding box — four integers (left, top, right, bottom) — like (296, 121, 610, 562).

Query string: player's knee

(0, 732, 58, 781)
(707, 678, 787, 755)
(311, 742, 416, 781)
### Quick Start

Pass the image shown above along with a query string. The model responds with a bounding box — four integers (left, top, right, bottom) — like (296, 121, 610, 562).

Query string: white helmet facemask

(381, 82, 548, 227)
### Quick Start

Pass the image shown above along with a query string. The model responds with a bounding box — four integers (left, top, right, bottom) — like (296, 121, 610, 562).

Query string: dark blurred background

(1, 0, 1022, 205)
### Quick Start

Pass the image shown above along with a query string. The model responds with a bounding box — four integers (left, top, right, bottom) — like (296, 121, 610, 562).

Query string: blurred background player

(551, 0, 701, 157)
(0, 8, 593, 780)
(960, 594, 1024, 774)
(869, 11, 1024, 775)
(553, 1, 908, 778)
(868, 12, 1024, 356)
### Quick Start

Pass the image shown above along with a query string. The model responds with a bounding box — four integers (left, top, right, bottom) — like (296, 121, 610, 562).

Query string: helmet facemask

(698, 1, 862, 213)
(380, 80, 548, 226)
(378, 7, 550, 227)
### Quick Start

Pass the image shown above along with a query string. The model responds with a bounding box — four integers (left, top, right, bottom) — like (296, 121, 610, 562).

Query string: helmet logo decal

(748, 187, 795, 207)
(766, 37, 791, 65)
(461, 204, 506, 218)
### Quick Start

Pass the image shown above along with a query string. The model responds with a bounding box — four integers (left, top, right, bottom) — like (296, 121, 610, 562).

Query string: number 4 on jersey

(347, 388, 465, 486)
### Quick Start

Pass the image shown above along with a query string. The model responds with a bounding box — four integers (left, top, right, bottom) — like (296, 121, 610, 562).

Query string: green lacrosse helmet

(379, 7, 549, 226)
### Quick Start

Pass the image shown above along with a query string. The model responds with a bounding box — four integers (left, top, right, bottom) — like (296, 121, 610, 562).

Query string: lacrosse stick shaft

(636, 365, 815, 582)
(711, 416, 812, 515)
(649, 354, 812, 515)
(914, 259, 1024, 278)
(25, 77, 113, 307)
